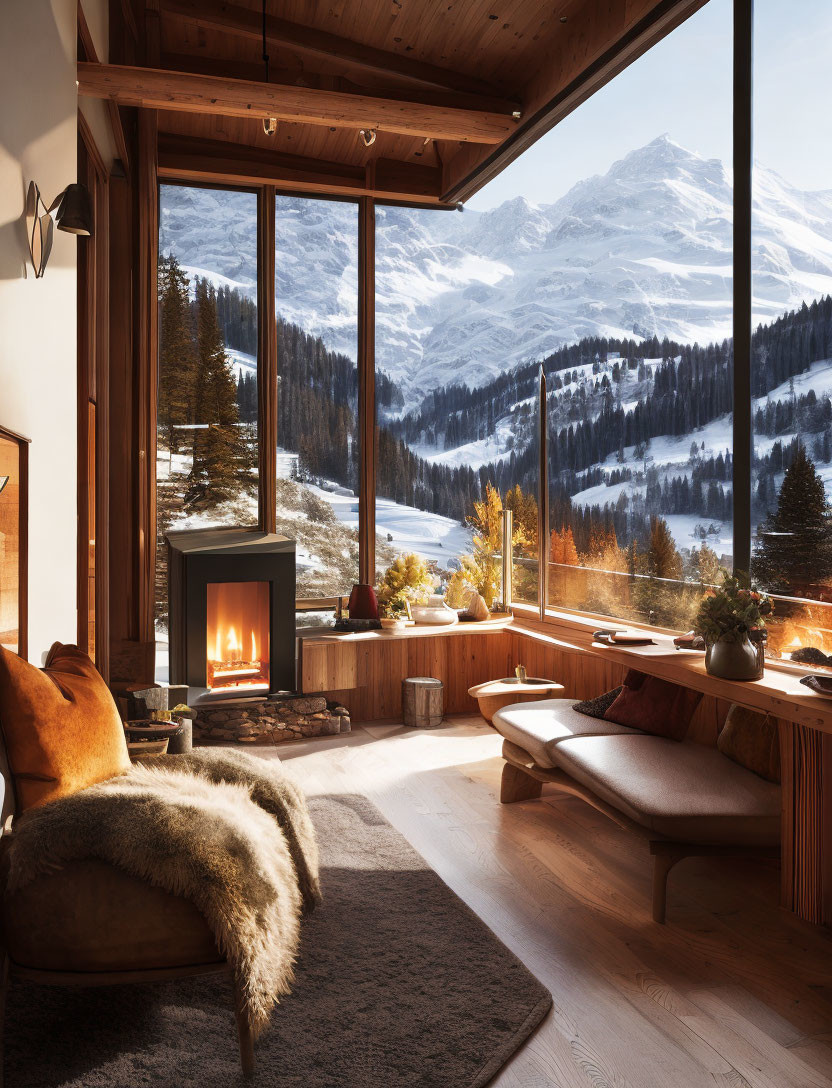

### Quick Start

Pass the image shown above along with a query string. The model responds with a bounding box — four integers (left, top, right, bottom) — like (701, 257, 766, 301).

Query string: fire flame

(205, 581, 270, 692)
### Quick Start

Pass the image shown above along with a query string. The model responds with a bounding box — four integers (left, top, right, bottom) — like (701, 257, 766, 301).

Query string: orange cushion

(0, 643, 130, 811)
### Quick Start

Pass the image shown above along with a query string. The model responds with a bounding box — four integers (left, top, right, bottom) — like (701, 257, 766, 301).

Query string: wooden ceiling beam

(77, 62, 515, 143)
(157, 133, 452, 205)
(160, 0, 519, 107)
(158, 50, 515, 115)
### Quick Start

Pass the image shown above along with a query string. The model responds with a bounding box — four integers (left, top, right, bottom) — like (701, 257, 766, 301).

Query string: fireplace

(167, 528, 296, 696)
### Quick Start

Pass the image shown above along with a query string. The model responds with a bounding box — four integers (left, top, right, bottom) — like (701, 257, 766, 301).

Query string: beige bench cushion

(492, 698, 642, 769)
(553, 734, 780, 846)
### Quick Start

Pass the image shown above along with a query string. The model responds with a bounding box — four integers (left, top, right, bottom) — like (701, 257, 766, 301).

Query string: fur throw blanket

(6, 748, 319, 1035)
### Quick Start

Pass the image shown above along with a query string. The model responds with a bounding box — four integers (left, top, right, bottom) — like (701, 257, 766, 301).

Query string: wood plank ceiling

(87, 0, 707, 205)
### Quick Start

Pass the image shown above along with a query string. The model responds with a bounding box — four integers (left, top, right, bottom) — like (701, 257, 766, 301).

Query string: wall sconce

(25, 181, 94, 278)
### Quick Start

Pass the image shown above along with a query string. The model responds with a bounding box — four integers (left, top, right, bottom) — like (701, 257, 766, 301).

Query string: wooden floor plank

(259, 715, 832, 1088)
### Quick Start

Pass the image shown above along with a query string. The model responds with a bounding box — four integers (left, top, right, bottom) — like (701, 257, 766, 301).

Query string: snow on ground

(415, 417, 518, 470)
(226, 348, 257, 379)
(661, 515, 732, 560)
(308, 482, 472, 567)
(181, 264, 254, 296)
(755, 357, 832, 404)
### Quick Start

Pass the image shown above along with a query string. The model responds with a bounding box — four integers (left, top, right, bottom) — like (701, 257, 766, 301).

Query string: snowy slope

(160, 136, 832, 409)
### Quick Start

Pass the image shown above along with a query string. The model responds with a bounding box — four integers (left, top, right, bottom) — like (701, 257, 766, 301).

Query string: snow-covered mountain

(159, 135, 832, 408)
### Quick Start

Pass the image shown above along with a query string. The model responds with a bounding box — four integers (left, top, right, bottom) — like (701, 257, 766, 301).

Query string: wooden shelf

(511, 611, 832, 737)
(296, 617, 512, 643)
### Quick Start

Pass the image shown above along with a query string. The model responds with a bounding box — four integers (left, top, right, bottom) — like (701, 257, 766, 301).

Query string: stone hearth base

(194, 694, 350, 745)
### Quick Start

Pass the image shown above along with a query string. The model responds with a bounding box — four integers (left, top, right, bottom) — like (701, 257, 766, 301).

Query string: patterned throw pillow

(717, 704, 781, 782)
(602, 669, 702, 740)
(572, 686, 623, 720)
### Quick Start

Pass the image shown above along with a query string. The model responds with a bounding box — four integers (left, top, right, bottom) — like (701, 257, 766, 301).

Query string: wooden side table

(468, 678, 563, 724)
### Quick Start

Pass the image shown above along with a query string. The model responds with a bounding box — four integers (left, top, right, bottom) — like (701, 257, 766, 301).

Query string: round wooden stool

(468, 677, 563, 724)
(402, 677, 444, 728)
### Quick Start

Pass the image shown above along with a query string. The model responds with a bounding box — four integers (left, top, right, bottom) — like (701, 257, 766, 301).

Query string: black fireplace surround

(167, 527, 296, 694)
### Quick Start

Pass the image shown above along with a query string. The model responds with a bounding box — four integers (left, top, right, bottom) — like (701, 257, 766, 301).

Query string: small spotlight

(512, 110, 521, 120)
(359, 129, 377, 147)
(263, 117, 277, 136)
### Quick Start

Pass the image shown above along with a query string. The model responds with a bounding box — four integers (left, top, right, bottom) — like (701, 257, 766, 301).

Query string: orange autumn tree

(549, 526, 579, 565)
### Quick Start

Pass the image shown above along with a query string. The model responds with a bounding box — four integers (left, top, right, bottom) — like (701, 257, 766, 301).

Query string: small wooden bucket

(402, 677, 444, 729)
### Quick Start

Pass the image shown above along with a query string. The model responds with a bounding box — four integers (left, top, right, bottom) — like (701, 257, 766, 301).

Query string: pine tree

(752, 444, 832, 591)
(157, 254, 197, 455)
(646, 516, 682, 580)
(189, 279, 253, 507)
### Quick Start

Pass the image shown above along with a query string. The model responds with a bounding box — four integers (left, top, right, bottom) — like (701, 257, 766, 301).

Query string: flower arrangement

(693, 571, 773, 645)
(376, 553, 434, 618)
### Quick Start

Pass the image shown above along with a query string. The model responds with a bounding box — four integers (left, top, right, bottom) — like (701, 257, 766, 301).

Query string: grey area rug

(5, 793, 552, 1088)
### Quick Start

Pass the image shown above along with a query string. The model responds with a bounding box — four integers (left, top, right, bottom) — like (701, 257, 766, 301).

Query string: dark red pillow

(603, 669, 701, 740)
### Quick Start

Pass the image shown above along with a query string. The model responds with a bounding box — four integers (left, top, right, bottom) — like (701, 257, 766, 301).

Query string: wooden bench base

(499, 745, 779, 923)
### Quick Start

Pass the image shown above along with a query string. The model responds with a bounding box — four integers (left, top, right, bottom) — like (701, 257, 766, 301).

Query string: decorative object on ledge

(412, 594, 458, 626)
(336, 582, 382, 631)
(673, 631, 706, 651)
(461, 590, 490, 622)
(799, 674, 832, 698)
(694, 572, 771, 681)
(25, 181, 93, 277)
(193, 693, 351, 744)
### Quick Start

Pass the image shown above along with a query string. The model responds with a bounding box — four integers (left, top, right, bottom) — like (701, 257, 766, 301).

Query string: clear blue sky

(467, 0, 832, 210)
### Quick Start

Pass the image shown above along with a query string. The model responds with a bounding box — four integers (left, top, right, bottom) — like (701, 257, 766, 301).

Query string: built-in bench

(493, 698, 781, 923)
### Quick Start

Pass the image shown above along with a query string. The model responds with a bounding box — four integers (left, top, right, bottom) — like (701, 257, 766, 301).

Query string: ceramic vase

(411, 594, 459, 626)
(705, 635, 764, 681)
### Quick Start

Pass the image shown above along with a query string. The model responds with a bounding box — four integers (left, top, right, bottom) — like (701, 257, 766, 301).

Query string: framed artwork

(0, 425, 29, 657)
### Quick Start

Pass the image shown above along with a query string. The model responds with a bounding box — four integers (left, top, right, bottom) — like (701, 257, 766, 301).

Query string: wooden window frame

(153, 179, 378, 608)
(77, 112, 111, 679)
(527, 0, 755, 637)
(148, 1, 757, 633)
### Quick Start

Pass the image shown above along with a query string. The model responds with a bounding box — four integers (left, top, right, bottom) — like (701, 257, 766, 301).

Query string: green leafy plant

(693, 571, 773, 645)
(376, 554, 434, 617)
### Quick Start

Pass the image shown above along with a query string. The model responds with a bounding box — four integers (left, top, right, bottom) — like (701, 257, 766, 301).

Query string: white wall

(0, 0, 79, 661)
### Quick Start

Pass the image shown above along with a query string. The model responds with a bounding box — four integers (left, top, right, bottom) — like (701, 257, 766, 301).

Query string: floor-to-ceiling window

(151, 0, 832, 674)
(750, 0, 832, 667)
(529, 0, 734, 627)
(275, 195, 360, 606)
(155, 184, 259, 671)
(373, 204, 540, 611)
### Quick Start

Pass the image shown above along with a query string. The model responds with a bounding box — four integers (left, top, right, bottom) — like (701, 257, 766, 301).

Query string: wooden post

(258, 186, 277, 534)
(358, 196, 376, 585)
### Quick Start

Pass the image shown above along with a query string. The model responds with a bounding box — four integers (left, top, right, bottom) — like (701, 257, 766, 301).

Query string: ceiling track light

(359, 129, 377, 147)
(260, 0, 276, 136)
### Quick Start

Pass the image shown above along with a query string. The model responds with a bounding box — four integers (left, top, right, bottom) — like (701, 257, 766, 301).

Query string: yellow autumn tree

(376, 553, 433, 616)
(449, 483, 531, 608)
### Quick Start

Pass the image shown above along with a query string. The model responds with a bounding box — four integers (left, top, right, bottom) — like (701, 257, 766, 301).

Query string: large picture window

(527, 0, 732, 628)
(151, 0, 832, 677)
(155, 184, 259, 668)
(274, 195, 360, 602)
(373, 204, 538, 608)
(750, 0, 832, 667)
